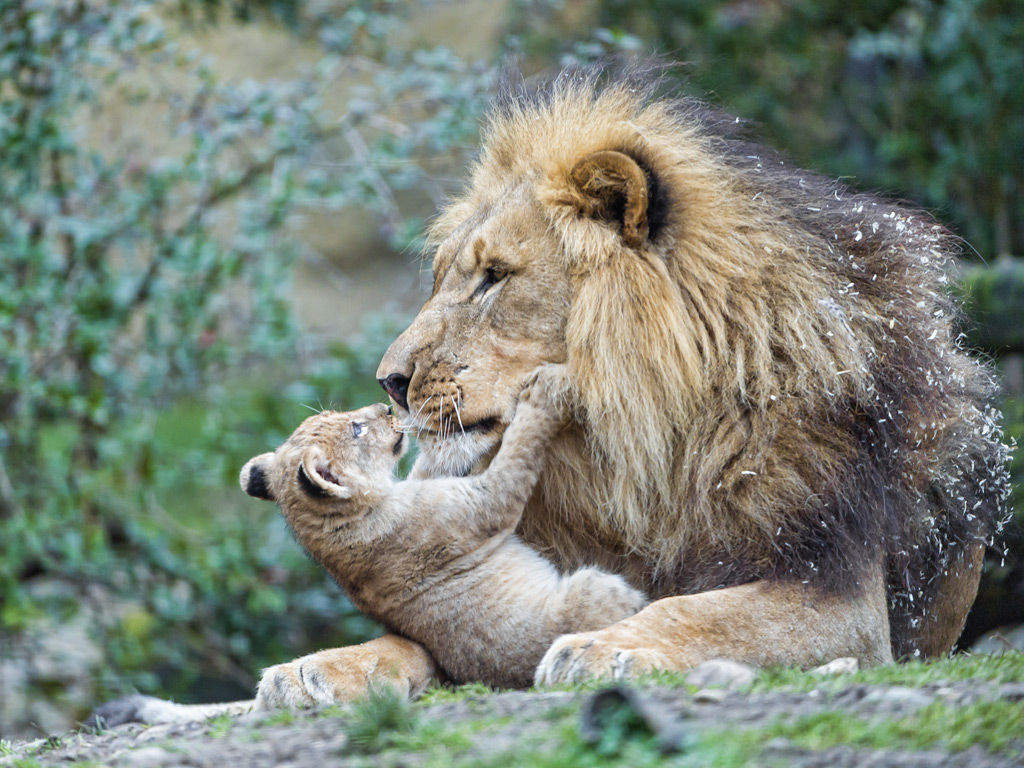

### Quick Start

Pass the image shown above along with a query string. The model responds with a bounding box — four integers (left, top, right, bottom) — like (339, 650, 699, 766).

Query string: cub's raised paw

(519, 363, 572, 417)
(534, 632, 672, 686)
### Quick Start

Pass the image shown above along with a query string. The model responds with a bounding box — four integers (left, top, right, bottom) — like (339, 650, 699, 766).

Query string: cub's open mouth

(392, 432, 404, 455)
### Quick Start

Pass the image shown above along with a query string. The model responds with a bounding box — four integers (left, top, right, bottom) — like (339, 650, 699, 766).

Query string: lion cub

(239, 369, 647, 688)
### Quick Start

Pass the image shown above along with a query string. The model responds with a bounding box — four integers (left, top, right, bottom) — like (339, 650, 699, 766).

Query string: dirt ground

(5, 669, 1023, 768)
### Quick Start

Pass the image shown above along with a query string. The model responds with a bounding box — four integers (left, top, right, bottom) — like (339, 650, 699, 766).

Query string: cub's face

(239, 403, 406, 518)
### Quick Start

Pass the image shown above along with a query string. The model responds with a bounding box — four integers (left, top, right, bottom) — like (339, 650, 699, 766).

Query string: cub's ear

(299, 451, 352, 500)
(568, 150, 650, 248)
(240, 453, 276, 501)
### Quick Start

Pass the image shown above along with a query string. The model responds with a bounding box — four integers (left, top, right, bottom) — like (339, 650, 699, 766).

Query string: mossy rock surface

(4, 653, 1023, 768)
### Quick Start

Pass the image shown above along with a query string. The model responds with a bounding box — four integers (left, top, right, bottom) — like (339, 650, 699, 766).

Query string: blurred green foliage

(958, 259, 1024, 354)
(0, 0, 491, 724)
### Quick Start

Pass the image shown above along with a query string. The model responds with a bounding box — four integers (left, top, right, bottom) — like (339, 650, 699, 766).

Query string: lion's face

(377, 187, 572, 476)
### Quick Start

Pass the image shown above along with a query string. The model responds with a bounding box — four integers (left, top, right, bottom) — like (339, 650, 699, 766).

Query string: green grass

(419, 682, 503, 705)
(451, 693, 1024, 768)
(10, 655, 1023, 768)
(534, 670, 695, 697)
(38, 736, 63, 753)
(736, 698, 1024, 758)
(328, 686, 529, 765)
(531, 653, 1024, 698)
(451, 709, 679, 768)
(412, 655, 1024, 767)
(0, 740, 14, 756)
(748, 651, 1024, 693)
(343, 685, 420, 753)
(257, 708, 298, 727)
(206, 712, 234, 738)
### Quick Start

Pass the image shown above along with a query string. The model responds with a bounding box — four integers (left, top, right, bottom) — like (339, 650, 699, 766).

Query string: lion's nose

(378, 373, 411, 411)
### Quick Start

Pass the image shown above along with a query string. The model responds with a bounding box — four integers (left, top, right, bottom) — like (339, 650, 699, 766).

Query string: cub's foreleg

(461, 363, 571, 523)
(552, 567, 648, 634)
(397, 364, 571, 536)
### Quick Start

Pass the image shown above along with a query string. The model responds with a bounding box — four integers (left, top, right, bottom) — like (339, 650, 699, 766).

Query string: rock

(118, 745, 179, 767)
(134, 724, 173, 744)
(691, 688, 727, 703)
(969, 624, 1024, 654)
(579, 687, 692, 754)
(0, 579, 138, 739)
(811, 657, 859, 676)
(862, 686, 933, 710)
(685, 659, 756, 691)
(997, 682, 1024, 701)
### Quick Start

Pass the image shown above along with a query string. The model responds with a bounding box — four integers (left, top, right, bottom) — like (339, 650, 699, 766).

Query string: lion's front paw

(255, 659, 330, 710)
(534, 632, 672, 686)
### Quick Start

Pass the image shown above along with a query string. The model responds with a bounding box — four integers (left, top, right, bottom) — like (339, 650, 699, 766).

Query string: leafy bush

(0, 0, 492, 730)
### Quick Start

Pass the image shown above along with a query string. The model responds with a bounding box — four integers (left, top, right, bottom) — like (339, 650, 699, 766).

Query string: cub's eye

(351, 422, 365, 438)
(475, 265, 509, 297)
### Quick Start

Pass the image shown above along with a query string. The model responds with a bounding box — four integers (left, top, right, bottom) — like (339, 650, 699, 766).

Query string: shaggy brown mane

(428, 63, 1010, 658)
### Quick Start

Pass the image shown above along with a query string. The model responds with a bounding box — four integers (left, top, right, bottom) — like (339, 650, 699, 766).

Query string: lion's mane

(429, 65, 1011, 657)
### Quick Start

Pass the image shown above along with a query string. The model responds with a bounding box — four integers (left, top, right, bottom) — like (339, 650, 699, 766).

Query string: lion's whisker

(412, 395, 435, 421)
(452, 395, 466, 436)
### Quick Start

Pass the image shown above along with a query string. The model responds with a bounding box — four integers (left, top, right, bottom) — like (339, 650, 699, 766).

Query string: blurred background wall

(1, 0, 1021, 738)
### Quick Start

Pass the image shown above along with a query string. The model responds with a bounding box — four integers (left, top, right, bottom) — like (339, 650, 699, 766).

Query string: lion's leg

(535, 566, 892, 685)
(256, 634, 439, 710)
(914, 540, 985, 657)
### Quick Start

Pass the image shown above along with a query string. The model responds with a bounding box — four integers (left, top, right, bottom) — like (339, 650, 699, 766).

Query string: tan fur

(912, 541, 986, 658)
(241, 366, 647, 692)
(536, 565, 894, 684)
(256, 635, 439, 710)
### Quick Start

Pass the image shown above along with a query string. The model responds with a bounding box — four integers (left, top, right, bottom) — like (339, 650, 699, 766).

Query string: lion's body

(401, 66, 1010, 660)
(240, 381, 647, 691)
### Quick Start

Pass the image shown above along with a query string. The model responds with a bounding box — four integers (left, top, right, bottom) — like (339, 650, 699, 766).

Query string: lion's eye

(351, 422, 365, 438)
(475, 265, 509, 297)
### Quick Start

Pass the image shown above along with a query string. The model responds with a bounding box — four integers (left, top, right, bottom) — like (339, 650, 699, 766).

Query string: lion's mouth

(414, 415, 501, 437)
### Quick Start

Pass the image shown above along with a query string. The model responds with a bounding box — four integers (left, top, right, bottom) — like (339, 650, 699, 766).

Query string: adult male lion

(93, 66, 1010, 722)
(256, 66, 1008, 702)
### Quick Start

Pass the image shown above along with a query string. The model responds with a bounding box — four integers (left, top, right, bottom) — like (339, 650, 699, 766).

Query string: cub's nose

(378, 373, 410, 411)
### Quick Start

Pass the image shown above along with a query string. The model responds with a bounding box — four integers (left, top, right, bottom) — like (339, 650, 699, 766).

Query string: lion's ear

(568, 150, 650, 248)
(240, 453, 276, 501)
